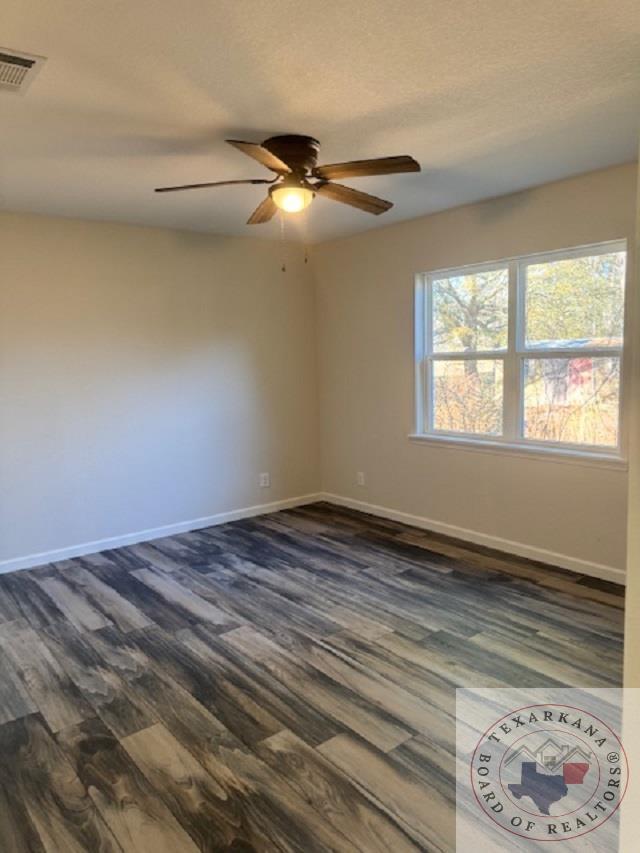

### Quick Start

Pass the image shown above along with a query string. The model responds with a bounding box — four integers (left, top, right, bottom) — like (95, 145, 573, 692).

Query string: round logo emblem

(470, 703, 628, 842)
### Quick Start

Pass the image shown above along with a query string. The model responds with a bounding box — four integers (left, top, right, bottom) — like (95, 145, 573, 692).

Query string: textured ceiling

(2, 0, 639, 242)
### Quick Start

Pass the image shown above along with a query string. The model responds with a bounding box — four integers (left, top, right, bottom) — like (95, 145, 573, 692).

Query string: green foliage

(525, 253, 625, 347)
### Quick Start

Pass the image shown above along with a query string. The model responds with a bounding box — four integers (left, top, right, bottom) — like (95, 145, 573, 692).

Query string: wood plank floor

(0, 502, 624, 852)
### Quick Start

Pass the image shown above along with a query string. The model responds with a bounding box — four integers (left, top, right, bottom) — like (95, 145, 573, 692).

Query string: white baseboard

(0, 492, 323, 575)
(1, 489, 625, 586)
(320, 492, 626, 586)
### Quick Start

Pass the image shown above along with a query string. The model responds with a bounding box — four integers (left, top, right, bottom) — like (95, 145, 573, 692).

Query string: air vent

(0, 48, 46, 93)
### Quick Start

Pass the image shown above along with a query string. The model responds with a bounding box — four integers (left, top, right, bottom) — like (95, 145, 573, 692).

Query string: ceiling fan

(154, 135, 421, 224)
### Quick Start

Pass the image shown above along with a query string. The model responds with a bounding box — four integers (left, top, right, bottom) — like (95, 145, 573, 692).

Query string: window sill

(407, 433, 628, 470)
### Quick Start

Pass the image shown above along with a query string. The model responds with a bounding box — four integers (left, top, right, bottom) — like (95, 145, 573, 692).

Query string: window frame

(413, 239, 628, 463)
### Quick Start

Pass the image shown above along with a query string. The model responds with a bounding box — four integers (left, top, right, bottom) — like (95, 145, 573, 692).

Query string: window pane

(432, 359, 503, 435)
(524, 251, 625, 349)
(523, 357, 620, 447)
(432, 268, 508, 352)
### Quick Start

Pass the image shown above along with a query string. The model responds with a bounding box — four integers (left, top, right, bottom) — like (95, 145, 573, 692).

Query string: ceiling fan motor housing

(261, 135, 320, 175)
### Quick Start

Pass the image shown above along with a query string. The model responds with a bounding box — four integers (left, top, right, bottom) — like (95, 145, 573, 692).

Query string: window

(414, 241, 627, 457)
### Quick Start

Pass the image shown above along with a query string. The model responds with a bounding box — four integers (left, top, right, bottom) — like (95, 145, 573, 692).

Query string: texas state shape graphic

(508, 762, 589, 815)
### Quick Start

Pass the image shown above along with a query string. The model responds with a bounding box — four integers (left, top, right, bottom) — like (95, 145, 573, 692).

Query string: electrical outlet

(356, 471, 365, 487)
(259, 472, 271, 488)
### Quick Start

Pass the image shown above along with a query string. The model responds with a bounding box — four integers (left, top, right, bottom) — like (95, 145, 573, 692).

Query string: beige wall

(624, 148, 640, 685)
(313, 163, 637, 581)
(0, 213, 319, 568)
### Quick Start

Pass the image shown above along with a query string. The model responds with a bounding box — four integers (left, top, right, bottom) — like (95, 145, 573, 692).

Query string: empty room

(1, 1, 639, 850)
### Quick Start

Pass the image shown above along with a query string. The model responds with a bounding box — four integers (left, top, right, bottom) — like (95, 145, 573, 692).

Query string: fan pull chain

(302, 205, 309, 264)
(279, 211, 286, 272)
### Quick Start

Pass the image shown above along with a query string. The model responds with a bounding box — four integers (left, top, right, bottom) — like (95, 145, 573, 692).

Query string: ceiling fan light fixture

(270, 179, 314, 213)
(155, 135, 420, 225)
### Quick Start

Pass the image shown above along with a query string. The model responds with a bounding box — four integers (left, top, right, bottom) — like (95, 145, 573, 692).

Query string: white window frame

(412, 239, 628, 465)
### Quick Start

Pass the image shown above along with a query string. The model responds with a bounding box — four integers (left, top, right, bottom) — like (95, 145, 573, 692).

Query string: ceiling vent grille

(0, 48, 46, 93)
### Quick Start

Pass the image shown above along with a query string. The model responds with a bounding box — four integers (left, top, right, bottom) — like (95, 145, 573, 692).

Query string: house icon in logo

(505, 737, 592, 773)
(538, 738, 570, 769)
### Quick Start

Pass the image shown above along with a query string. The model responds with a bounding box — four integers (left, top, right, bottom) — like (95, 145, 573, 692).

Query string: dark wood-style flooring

(0, 502, 624, 852)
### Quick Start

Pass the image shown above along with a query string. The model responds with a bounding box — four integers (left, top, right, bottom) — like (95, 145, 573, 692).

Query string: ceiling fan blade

(314, 182, 393, 215)
(226, 140, 291, 174)
(247, 195, 278, 224)
(155, 179, 272, 193)
(313, 155, 420, 181)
